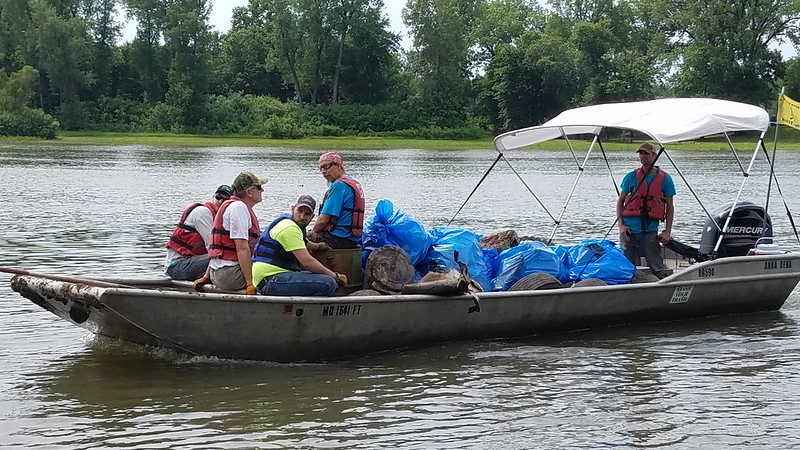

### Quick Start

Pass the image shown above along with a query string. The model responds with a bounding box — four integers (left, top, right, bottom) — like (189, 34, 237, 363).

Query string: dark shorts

(308, 231, 359, 249)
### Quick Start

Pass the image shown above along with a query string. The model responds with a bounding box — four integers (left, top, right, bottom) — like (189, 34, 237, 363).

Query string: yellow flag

(777, 93, 800, 131)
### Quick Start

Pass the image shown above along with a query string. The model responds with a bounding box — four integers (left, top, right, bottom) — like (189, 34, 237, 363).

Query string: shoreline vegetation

(2, 128, 800, 151)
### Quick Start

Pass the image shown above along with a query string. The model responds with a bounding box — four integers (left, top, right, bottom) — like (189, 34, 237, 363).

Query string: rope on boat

(99, 302, 202, 357)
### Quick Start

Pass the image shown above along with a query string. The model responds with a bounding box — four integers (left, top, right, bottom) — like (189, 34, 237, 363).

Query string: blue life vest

(252, 213, 306, 271)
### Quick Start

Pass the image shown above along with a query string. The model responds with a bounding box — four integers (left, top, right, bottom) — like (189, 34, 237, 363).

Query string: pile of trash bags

(362, 199, 636, 292)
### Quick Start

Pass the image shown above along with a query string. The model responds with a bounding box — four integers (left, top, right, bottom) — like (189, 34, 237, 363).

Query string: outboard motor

(698, 200, 772, 258)
(666, 200, 771, 261)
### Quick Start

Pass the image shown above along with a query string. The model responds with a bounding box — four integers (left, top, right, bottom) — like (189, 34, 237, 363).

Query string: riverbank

(2, 127, 800, 150)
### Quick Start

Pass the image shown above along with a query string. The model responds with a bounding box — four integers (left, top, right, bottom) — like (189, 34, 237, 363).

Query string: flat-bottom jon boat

(9, 251, 800, 362)
(8, 98, 800, 362)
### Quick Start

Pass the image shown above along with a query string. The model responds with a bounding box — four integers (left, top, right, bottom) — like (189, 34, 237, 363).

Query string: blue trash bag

(491, 241, 568, 291)
(483, 247, 499, 280)
(565, 239, 635, 285)
(416, 226, 492, 291)
(361, 198, 432, 267)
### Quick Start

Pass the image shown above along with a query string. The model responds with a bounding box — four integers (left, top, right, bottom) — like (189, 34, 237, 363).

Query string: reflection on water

(2, 144, 800, 448)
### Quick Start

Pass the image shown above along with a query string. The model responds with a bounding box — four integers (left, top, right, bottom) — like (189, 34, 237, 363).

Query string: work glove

(193, 276, 211, 292)
(334, 273, 348, 287)
(246, 283, 258, 295)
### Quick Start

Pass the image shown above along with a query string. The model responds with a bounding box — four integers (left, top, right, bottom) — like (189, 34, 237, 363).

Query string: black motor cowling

(698, 200, 772, 258)
(666, 200, 772, 261)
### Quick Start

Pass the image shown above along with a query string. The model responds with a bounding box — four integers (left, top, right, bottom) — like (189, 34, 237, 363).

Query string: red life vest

(208, 196, 260, 261)
(320, 176, 365, 238)
(623, 167, 668, 221)
(165, 202, 216, 257)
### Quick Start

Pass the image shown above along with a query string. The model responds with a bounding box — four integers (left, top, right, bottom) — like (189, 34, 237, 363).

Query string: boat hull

(10, 254, 800, 362)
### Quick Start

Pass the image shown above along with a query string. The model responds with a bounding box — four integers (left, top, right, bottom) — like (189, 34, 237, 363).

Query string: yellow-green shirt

(252, 218, 306, 286)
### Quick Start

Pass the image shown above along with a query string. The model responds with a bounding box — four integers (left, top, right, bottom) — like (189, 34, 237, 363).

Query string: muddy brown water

(2, 144, 800, 449)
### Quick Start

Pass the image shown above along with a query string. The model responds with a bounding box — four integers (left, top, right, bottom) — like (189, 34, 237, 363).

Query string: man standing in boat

(252, 195, 347, 296)
(164, 185, 233, 281)
(308, 152, 365, 249)
(616, 142, 675, 279)
(194, 171, 267, 294)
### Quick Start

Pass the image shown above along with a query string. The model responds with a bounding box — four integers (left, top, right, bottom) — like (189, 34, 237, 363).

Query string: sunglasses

(248, 185, 263, 192)
(319, 162, 337, 171)
(214, 194, 230, 201)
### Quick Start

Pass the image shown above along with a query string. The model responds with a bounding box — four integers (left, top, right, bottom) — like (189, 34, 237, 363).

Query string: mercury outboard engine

(699, 201, 772, 257)
(667, 200, 772, 261)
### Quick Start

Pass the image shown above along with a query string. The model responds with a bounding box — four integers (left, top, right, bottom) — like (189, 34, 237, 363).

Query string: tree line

(1, 0, 800, 139)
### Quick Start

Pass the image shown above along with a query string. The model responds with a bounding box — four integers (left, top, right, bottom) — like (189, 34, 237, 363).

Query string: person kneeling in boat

(252, 195, 347, 296)
(616, 142, 675, 279)
(308, 152, 365, 249)
(194, 171, 266, 294)
(164, 185, 233, 281)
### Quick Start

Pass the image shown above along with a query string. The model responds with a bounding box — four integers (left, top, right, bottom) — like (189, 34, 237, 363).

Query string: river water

(2, 144, 800, 449)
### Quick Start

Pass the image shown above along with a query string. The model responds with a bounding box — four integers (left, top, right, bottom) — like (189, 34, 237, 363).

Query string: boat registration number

(321, 304, 362, 317)
(669, 286, 693, 304)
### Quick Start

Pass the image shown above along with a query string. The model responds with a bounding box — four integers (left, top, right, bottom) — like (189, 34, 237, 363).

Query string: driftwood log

(364, 247, 481, 296)
(363, 246, 415, 294)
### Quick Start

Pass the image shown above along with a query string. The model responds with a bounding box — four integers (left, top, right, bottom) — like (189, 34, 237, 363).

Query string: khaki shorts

(210, 265, 246, 291)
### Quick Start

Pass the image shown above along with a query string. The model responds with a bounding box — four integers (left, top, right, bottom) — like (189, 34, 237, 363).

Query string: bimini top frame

(474, 98, 774, 254)
(493, 98, 769, 151)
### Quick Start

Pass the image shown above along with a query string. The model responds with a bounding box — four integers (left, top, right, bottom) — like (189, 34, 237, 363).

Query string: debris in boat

(347, 289, 382, 296)
(363, 246, 415, 294)
(508, 272, 564, 291)
(629, 269, 659, 284)
(570, 278, 607, 288)
(518, 235, 547, 243)
(401, 269, 469, 295)
(480, 230, 520, 251)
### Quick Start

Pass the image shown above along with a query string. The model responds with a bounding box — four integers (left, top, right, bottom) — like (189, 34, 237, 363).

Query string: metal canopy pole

(712, 131, 767, 253)
(547, 135, 598, 244)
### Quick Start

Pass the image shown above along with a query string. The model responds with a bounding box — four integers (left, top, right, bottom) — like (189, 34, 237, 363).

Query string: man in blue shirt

(309, 152, 365, 249)
(616, 142, 676, 278)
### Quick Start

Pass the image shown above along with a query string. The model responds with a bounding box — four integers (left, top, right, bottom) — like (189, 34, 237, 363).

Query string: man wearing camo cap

(194, 171, 267, 294)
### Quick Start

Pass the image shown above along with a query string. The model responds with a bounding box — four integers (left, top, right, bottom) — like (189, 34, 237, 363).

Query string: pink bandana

(318, 152, 343, 168)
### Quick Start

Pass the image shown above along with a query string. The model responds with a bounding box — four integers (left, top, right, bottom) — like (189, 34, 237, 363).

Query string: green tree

(212, 24, 290, 98)
(0, 0, 31, 72)
(0, 65, 38, 112)
(80, 0, 120, 98)
(24, 0, 94, 116)
(480, 31, 583, 130)
(784, 56, 800, 99)
(333, 1, 399, 104)
(162, 0, 213, 129)
(404, 0, 481, 126)
(658, 0, 800, 105)
(125, 0, 169, 103)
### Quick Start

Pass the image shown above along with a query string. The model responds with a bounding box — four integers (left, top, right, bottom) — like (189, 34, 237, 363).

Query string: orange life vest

(321, 177, 365, 238)
(165, 202, 216, 257)
(208, 197, 260, 261)
(623, 167, 668, 222)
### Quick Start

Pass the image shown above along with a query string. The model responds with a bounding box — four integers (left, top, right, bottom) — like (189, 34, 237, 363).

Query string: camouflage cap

(232, 171, 268, 193)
